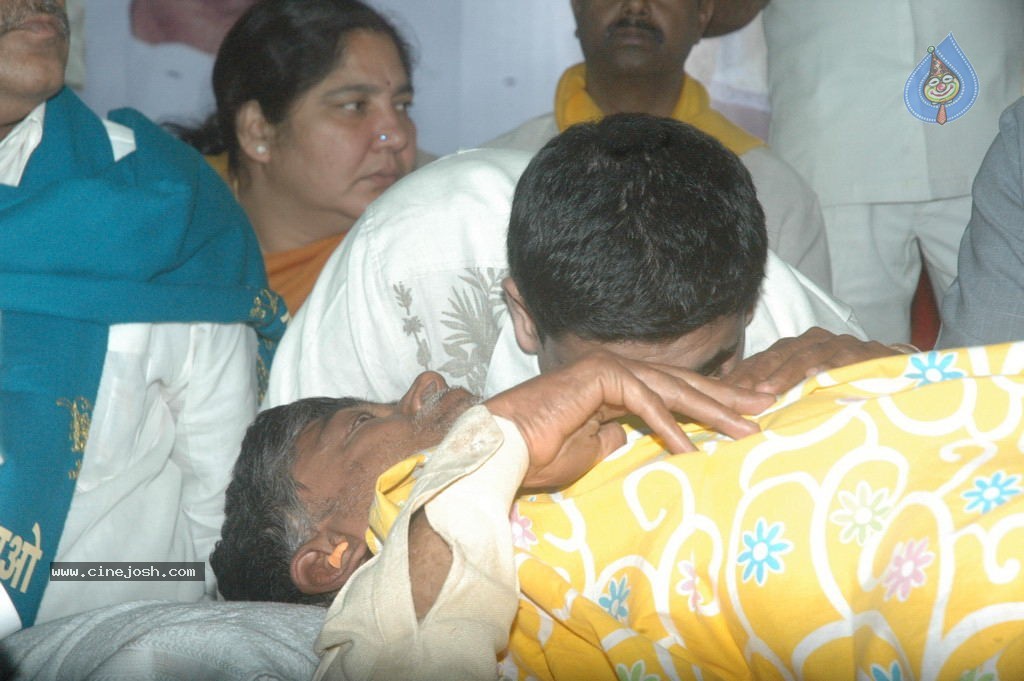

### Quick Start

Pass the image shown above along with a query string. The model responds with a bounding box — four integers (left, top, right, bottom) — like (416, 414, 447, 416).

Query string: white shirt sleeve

(35, 322, 259, 622)
(314, 406, 528, 681)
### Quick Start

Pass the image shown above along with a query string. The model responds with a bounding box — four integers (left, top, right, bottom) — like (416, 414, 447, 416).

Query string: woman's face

(264, 29, 417, 231)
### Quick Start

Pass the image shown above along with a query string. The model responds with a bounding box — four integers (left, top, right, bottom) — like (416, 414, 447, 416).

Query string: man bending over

(267, 114, 890, 409)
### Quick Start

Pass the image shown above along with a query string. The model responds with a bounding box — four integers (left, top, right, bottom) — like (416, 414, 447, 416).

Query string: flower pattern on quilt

(829, 481, 892, 545)
(871, 661, 904, 681)
(674, 560, 704, 613)
(737, 519, 792, 585)
(509, 503, 538, 549)
(903, 350, 965, 385)
(615, 660, 659, 681)
(599, 576, 631, 622)
(882, 537, 934, 601)
(962, 471, 1022, 514)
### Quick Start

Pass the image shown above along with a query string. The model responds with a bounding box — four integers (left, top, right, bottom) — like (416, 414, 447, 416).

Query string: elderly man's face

(570, 0, 712, 79)
(0, 0, 68, 132)
(290, 372, 478, 577)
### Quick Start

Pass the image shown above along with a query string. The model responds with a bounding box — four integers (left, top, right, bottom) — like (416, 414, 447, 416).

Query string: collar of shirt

(0, 101, 46, 187)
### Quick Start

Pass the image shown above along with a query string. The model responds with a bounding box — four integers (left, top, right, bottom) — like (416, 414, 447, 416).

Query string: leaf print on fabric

(959, 668, 995, 681)
(962, 471, 1022, 514)
(882, 537, 934, 602)
(903, 351, 965, 385)
(598, 576, 631, 622)
(393, 282, 432, 370)
(509, 503, 537, 549)
(438, 268, 507, 394)
(737, 519, 793, 586)
(871, 661, 904, 681)
(616, 660, 660, 681)
(829, 481, 892, 545)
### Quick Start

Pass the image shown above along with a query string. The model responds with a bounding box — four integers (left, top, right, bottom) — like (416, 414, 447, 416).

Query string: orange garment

(554, 63, 764, 156)
(264, 233, 346, 314)
(204, 152, 346, 314)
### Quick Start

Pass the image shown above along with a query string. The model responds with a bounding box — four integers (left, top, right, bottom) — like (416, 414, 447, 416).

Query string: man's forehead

(548, 313, 747, 371)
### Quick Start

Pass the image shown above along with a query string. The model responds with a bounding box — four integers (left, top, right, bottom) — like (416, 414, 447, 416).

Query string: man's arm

(408, 510, 451, 620)
(938, 100, 1024, 348)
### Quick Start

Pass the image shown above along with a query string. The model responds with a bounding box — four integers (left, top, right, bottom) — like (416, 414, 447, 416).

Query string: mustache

(412, 387, 480, 433)
(606, 17, 663, 44)
(0, 0, 69, 38)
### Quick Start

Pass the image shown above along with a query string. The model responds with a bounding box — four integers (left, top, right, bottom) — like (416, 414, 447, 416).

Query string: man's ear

(290, 533, 355, 596)
(235, 100, 274, 165)
(503, 278, 542, 355)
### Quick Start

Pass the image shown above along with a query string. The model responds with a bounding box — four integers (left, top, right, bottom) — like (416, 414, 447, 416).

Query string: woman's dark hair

(177, 0, 412, 174)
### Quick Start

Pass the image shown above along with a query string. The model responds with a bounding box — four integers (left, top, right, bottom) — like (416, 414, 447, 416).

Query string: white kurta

(0, 103, 259, 636)
(265, 148, 864, 409)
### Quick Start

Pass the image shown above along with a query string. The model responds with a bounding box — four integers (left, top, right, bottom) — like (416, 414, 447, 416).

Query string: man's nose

(621, 0, 651, 17)
(399, 371, 449, 414)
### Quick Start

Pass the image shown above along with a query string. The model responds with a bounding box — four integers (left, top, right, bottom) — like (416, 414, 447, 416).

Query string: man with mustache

(484, 0, 833, 293)
(0, 0, 284, 636)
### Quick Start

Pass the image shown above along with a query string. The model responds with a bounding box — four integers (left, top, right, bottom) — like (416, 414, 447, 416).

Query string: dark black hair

(211, 396, 362, 605)
(176, 0, 412, 174)
(507, 113, 767, 343)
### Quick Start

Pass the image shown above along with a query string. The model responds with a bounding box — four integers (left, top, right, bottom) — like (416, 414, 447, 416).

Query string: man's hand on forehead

(484, 351, 776, 490)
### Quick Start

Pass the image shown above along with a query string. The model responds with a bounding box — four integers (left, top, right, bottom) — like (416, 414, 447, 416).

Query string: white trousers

(823, 196, 971, 344)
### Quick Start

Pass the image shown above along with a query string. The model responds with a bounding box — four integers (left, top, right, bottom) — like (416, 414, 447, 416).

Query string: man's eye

(351, 412, 374, 433)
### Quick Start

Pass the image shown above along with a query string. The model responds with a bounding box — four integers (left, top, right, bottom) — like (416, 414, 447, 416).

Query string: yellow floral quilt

(373, 343, 1024, 680)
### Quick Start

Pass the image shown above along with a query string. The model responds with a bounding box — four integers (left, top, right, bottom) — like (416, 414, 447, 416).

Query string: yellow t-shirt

(553, 63, 763, 156)
(370, 343, 1024, 680)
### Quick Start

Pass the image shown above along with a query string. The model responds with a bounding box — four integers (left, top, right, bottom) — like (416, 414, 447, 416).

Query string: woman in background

(181, 0, 421, 314)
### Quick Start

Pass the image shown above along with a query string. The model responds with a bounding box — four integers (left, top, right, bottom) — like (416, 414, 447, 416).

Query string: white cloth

(824, 197, 970, 343)
(314, 406, 527, 681)
(762, 0, 1024, 342)
(265, 148, 864, 408)
(483, 112, 833, 292)
(76, 0, 215, 126)
(1, 600, 323, 681)
(0, 103, 260, 635)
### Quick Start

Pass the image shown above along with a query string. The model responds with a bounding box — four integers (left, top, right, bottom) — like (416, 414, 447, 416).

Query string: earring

(377, 133, 389, 142)
(255, 143, 268, 155)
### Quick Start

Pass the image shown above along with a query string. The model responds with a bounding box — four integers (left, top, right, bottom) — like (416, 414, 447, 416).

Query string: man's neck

(583, 67, 685, 118)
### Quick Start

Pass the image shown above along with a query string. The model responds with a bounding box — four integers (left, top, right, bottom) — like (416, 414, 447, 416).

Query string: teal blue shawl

(0, 88, 285, 627)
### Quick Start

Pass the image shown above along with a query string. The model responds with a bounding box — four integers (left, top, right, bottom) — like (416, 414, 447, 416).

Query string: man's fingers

(619, 364, 771, 451)
(723, 329, 899, 395)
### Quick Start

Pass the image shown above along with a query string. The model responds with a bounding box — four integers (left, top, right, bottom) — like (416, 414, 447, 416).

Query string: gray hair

(211, 396, 362, 604)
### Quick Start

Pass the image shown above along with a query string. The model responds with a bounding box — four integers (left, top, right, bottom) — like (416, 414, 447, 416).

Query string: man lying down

(210, 116, 1024, 680)
(215, 343, 1024, 681)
